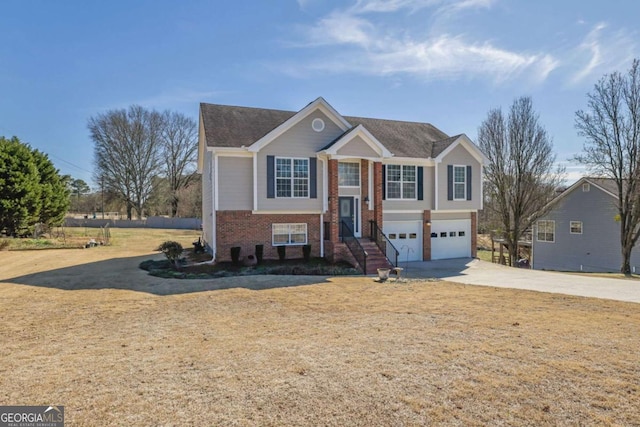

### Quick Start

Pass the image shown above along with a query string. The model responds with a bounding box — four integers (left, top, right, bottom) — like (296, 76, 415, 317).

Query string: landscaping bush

(277, 245, 286, 262)
(155, 241, 184, 270)
(302, 244, 311, 262)
(255, 244, 264, 265)
(231, 246, 241, 265)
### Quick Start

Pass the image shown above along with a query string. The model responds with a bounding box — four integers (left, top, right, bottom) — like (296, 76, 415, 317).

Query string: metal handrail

(341, 220, 368, 274)
(369, 220, 399, 267)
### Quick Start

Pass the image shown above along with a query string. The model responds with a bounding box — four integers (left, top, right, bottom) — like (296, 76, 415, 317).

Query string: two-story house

(197, 97, 487, 272)
(532, 177, 640, 272)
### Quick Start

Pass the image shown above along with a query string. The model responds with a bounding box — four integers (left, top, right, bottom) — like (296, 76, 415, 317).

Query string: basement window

(272, 223, 307, 246)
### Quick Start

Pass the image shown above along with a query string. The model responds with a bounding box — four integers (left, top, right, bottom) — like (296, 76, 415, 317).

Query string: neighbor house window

(386, 165, 416, 199)
(272, 223, 307, 246)
(570, 221, 583, 234)
(338, 162, 360, 187)
(453, 165, 466, 200)
(276, 158, 308, 198)
(537, 220, 555, 242)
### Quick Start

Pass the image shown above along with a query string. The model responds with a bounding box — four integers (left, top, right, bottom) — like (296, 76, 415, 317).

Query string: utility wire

(47, 152, 94, 174)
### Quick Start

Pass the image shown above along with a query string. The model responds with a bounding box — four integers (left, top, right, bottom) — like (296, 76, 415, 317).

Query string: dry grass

(0, 228, 639, 426)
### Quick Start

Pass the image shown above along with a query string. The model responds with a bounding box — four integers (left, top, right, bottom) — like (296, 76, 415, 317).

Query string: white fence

(64, 216, 201, 230)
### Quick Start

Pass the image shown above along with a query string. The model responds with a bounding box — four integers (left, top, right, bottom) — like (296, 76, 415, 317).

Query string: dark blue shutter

(309, 157, 317, 199)
(267, 155, 275, 198)
(447, 165, 453, 201)
(417, 166, 424, 200)
(382, 164, 386, 200)
(466, 165, 472, 200)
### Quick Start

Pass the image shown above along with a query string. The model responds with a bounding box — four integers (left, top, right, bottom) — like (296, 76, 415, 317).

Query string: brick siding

(423, 210, 432, 261)
(216, 211, 321, 262)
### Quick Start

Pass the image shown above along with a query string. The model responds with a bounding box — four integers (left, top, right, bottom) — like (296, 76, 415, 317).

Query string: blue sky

(2, 0, 639, 187)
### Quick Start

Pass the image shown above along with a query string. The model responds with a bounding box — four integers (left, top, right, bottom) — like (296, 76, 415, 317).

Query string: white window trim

(338, 161, 360, 188)
(453, 165, 467, 201)
(570, 221, 583, 234)
(272, 223, 308, 246)
(275, 157, 309, 199)
(537, 220, 555, 243)
(386, 164, 417, 200)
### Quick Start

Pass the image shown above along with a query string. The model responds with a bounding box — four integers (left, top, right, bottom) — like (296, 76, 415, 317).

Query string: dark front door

(339, 197, 355, 237)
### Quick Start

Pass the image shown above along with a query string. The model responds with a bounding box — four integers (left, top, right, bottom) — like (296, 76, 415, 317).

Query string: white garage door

(383, 221, 422, 262)
(431, 219, 471, 260)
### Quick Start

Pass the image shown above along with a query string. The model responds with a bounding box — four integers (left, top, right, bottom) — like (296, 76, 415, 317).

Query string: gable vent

(582, 183, 590, 192)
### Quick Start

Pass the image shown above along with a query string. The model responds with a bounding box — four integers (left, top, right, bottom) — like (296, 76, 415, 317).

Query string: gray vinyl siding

(437, 144, 482, 211)
(218, 156, 253, 210)
(201, 150, 214, 249)
(431, 211, 470, 220)
(256, 111, 339, 211)
(339, 187, 360, 197)
(383, 212, 423, 221)
(533, 185, 640, 272)
(337, 135, 379, 157)
(382, 164, 435, 211)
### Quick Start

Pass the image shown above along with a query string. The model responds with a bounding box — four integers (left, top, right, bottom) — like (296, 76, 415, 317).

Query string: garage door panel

(431, 219, 471, 260)
(383, 221, 422, 262)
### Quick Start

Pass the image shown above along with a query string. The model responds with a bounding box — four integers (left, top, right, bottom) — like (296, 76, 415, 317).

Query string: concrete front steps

(358, 239, 394, 275)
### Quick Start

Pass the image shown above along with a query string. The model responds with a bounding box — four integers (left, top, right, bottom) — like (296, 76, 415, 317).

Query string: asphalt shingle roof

(200, 102, 458, 159)
(586, 177, 618, 196)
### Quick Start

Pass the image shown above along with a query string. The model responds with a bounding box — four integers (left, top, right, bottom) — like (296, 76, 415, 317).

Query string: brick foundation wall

(216, 211, 322, 262)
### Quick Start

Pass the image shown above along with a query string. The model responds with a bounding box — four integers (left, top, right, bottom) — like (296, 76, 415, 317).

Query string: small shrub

(302, 244, 311, 262)
(231, 246, 241, 265)
(255, 244, 264, 265)
(277, 245, 286, 262)
(0, 239, 9, 251)
(155, 241, 184, 270)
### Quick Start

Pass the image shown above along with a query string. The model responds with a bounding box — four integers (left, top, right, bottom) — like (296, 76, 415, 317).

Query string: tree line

(89, 105, 198, 220)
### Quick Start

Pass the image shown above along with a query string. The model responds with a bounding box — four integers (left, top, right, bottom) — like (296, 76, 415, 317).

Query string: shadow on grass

(2, 254, 334, 296)
(400, 258, 476, 279)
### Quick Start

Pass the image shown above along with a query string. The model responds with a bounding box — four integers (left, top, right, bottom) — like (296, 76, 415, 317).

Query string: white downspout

(320, 214, 324, 257)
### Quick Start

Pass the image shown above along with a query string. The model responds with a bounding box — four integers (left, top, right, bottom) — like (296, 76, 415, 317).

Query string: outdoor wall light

(425, 220, 432, 226)
(364, 196, 370, 202)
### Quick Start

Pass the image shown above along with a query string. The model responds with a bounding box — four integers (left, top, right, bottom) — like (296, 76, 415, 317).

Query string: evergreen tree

(0, 137, 41, 235)
(0, 136, 70, 235)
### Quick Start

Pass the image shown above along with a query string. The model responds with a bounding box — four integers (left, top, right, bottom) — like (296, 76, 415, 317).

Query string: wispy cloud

(568, 23, 637, 85)
(287, 0, 557, 85)
(305, 12, 374, 47)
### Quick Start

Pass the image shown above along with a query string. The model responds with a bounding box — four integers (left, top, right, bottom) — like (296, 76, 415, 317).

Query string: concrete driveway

(401, 258, 640, 303)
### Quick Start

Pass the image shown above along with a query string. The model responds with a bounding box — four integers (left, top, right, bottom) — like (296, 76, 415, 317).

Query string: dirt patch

(0, 228, 638, 426)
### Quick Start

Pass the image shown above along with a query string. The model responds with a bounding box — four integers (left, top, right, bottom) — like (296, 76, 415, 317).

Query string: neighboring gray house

(532, 177, 640, 272)
(197, 97, 488, 270)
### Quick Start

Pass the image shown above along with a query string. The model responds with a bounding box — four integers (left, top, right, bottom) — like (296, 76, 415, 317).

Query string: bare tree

(161, 111, 198, 217)
(90, 105, 163, 219)
(574, 59, 640, 275)
(478, 96, 564, 266)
